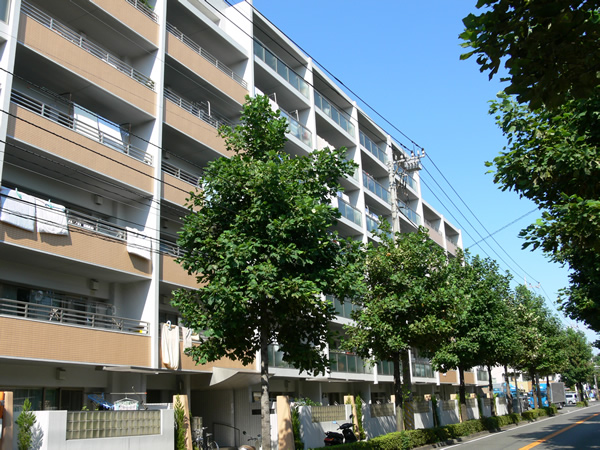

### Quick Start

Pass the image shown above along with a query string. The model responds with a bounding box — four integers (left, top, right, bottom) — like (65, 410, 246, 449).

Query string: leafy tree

(344, 223, 453, 430)
(487, 93, 600, 334)
(432, 253, 516, 419)
(462, 1, 600, 334)
(460, 0, 600, 109)
(173, 95, 364, 449)
(561, 328, 594, 401)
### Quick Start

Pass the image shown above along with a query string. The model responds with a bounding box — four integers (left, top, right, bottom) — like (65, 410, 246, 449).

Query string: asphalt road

(446, 403, 600, 449)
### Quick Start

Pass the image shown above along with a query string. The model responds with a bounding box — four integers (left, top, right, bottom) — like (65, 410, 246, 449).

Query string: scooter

(323, 420, 357, 446)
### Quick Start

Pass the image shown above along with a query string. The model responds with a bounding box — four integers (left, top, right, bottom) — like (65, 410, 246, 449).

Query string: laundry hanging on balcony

(126, 226, 152, 260)
(161, 322, 180, 370)
(0, 186, 36, 231)
(34, 198, 68, 235)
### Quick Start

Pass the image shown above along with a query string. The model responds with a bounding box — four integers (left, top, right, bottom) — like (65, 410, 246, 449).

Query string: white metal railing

(67, 209, 127, 241)
(0, 297, 149, 334)
(162, 161, 201, 186)
(159, 240, 186, 258)
(166, 22, 247, 89)
(253, 40, 309, 98)
(280, 108, 312, 147)
(21, 1, 155, 90)
(360, 131, 387, 164)
(125, 0, 158, 22)
(362, 171, 391, 204)
(11, 90, 153, 165)
(164, 88, 232, 130)
(314, 91, 355, 136)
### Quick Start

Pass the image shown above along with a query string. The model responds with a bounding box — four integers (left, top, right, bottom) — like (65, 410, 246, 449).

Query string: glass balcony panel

(348, 355, 357, 373)
(265, 50, 277, 71)
(329, 353, 338, 372)
(277, 62, 288, 80)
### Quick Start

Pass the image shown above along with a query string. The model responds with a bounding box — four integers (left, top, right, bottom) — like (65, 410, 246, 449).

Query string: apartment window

(0, 0, 9, 22)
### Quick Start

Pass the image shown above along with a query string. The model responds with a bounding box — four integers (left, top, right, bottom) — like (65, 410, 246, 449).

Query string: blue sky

(250, 0, 599, 348)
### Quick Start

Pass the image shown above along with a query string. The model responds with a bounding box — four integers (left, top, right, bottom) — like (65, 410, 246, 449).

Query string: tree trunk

(535, 373, 542, 408)
(260, 329, 271, 450)
(393, 353, 404, 432)
(504, 365, 513, 414)
(401, 349, 412, 430)
(530, 369, 538, 409)
(458, 366, 467, 422)
(487, 365, 496, 416)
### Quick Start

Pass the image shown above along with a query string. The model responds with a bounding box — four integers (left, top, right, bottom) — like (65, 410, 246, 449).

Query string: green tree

(462, 1, 600, 334)
(173, 95, 364, 449)
(344, 223, 453, 431)
(561, 328, 594, 401)
(487, 94, 600, 334)
(460, 0, 600, 109)
(16, 398, 36, 450)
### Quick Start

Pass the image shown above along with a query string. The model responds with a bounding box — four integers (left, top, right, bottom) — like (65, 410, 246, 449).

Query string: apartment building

(0, 0, 477, 444)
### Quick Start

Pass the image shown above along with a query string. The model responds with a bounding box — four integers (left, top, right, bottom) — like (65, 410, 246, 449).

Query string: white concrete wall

(495, 397, 509, 416)
(298, 405, 353, 450)
(437, 399, 459, 427)
(362, 404, 396, 440)
(465, 399, 480, 420)
(13, 409, 174, 450)
(414, 402, 434, 429)
(479, 398, 492, 418)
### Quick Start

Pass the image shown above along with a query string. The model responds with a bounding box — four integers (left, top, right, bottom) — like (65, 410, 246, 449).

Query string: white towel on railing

(0, 187, 36, 232)
(126, 226, 152, 260)
(161, 323, 180, 370)
(35, 197, 68, 235)
(182, 327, 193, 350)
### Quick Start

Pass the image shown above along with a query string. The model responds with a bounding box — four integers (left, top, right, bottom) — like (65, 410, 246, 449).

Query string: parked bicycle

(193, 426, 219, 450)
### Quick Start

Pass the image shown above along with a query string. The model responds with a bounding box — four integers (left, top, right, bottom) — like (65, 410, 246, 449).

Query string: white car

(565, 392, 578, 405)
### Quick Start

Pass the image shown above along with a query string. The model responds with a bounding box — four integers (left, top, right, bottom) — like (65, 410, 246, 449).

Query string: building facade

(0, 0, 480, 445)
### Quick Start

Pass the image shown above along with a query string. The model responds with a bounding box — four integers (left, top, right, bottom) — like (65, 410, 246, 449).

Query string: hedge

(310, 408, 557, 450)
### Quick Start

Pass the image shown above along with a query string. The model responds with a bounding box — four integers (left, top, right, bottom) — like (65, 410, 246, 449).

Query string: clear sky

(250, 0, 599, 349)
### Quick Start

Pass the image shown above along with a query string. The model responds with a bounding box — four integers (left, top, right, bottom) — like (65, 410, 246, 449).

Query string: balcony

(327, 295, 361, 320)
(329, 349, 372, 374)
(280, 108, 312, 148)
(163, 89, 232, 157)
(336, 197, 361, 227)
(0, 207, 151, 277)
(0, 306, 150, 366)
(424, 219, 444, 247)
(99, 0, 159, 45)
(268, 344, 295, 370)
(161, 161, 201, 207)
(166, 23, 248, 105)
(398, 201, 422, 226)
(360, 131, 387, 165)
(19, 2, 156, 115)
(159, 242, 196, 288)
(412, 361, 434, 379)
(254, 40, 309, 99)
(314, 91, 355, 137)
(362, 171, 391, 204)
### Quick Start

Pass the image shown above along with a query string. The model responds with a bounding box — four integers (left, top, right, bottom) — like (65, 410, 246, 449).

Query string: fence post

(276, 396, 294, 450)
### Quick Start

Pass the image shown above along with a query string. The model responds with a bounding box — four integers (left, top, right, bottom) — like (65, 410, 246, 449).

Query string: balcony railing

(22, 2, 155, 90)
(67, 209, 126, 241)
(398, 201, 422, 226)
(164, 88, 232, 130)
(377, 360, 395, 376)
(268, 344, 295, 369)
(159, 241, 186, 258)
(162, 161, 201, 187)
(362, 171, 390, 204)
(336, 197, 361, 227)
(166, 23, 247, 89)
(11, 90, 153, 165)
(253, 40, 309, 99)
(0, 297, 149, 334)
(360, 131, 387, 164)
(314, 91, 355, 136)
(125, 0, 158, 22)
(424, 219, 440, 234)
(280, 109, 311, 147)
(329, 349, 372, 374)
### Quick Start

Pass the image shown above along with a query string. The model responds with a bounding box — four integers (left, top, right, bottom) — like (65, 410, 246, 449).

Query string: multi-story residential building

(0, 0, 473, 445)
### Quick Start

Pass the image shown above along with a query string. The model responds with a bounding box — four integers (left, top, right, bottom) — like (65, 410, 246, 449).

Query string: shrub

(174, 395, 187, 450)
(576, 400, 588, 407)
(16, 399, 37, 450)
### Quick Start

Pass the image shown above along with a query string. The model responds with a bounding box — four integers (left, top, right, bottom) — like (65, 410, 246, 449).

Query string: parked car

(565, 392, 578, 405)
